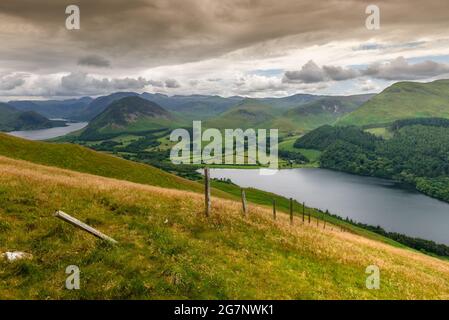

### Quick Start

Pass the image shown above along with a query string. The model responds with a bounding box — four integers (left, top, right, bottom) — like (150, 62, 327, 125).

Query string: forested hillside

(295, 120, 449, 203)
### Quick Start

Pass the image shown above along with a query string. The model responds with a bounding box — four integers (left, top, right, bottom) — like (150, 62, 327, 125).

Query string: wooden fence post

(273, 199, 276, 220)
(308, 211, 311, 224)
(241, 189, 247, 216)
(289, 198, 293, 225)
(204, 167, 211, 217)
(323, 215, 326, 229)
(53, 210, 118, 244)
(302, 202, 305, 223)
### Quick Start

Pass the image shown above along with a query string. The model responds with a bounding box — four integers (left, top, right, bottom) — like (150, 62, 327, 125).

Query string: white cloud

(0, 73, 26, 90)
(362, 56, 449, 80)
(283, 60, 359, 83)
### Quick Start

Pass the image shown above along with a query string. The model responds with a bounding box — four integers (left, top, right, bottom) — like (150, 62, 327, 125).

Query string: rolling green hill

(0, 103, 65, 132)
(205, 99, 278, 129)
(0, 133, 227, 196)
(80, 96, 181, 139)
(273, 95, 373, 133)
(337, 79, 449, 127)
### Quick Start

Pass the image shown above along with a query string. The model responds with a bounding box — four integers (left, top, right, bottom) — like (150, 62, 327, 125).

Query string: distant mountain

(81, 96, 177, 137)
(140, 93, 244, 120)
(205, 99, 279, 129)
(256, 93, 321, 110)
(8, 97, 92, 119)
(204, 94, 373, 133)
(0, 103, 65, 132)
(274, 94, 374, 132)
(337, 80, 449, 127)
(72, 92, 139, 121)
(4, 91, 374, 130)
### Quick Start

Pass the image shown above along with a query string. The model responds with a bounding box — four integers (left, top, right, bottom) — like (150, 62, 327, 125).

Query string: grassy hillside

(338, 79, 449, 127)
(1, 156, 449, 299)
(205, 99, 278, 130)
(0, 133, 228, 197)
(276, 95, 373, 133)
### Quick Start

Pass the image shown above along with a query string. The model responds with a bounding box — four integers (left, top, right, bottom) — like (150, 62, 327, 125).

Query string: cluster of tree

(79, 128, 169, 141)
(354, 222, 449, 257)
(294, 125, 380, 151)
(126, 150, 202, 180)
(391, 117, 449, 131)
(295, 120, 449, 203)
(323, 210, 449, 257)
(278, 150, 309, 164)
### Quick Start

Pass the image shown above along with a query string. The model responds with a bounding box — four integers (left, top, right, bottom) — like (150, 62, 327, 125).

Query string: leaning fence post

(204, 167, 211, 217)
(289, 198, 293, 225)
(273, 199, 277, 220)
(53, 210, 118, 244)
(241, 189, 247, 216)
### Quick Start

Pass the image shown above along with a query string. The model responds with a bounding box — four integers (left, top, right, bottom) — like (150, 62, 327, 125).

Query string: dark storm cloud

(2, 0, 449, 72)
(77, 55, 111, 68)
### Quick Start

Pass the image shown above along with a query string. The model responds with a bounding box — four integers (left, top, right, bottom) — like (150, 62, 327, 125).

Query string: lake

(209, 168, 449, 245)
(7, 121, 87, 140)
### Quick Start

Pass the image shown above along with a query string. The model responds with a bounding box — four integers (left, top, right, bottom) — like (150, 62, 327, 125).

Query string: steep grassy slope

(338, 79, 449, 127)
(0, 133, 228, 197)
(1, 156, 449, 299)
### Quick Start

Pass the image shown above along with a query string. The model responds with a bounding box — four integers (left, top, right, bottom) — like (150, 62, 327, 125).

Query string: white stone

(3, 251, 33, 261)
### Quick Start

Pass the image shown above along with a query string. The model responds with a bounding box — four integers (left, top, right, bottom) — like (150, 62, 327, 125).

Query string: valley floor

(1, 156, 449, 299)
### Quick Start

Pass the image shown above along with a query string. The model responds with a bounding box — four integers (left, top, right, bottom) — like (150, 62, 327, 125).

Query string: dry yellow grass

(1, 155, 449, 299)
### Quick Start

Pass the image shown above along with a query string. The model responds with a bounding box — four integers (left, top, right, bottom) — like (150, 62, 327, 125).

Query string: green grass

(0, 133, 229, 198)
(338, 79, 449, 127)
(365, 127, 393, 139)
(2, 156, 449, 299)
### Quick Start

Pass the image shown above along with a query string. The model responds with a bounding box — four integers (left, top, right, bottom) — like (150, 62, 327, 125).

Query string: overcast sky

(1, 0, 449, 100)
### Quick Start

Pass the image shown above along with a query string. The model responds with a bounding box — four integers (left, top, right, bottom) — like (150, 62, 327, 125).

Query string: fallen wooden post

(272, 199, 276, 220)
(53, 210, 118, 244)
(204, 167, 211, 217)
(241, 189, 248, 216)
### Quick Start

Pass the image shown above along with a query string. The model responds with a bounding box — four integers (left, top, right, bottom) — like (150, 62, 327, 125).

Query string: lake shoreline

(207, 167, 449, 246)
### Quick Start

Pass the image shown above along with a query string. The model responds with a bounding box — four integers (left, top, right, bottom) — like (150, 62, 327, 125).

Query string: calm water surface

(7, 121, 87, 140)
(209, 168, 449, 245)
